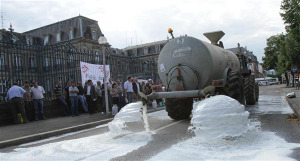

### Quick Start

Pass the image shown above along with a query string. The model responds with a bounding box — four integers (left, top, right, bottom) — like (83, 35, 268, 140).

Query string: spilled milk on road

(1, 96, 300, 161)
(149, 95, 300, 161)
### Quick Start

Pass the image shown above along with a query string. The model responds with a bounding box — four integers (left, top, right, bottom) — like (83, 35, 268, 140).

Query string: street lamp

(98, 35, 110, 115)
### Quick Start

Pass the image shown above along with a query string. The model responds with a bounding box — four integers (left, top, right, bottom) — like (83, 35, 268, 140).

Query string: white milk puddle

(250, 95, 293, 114)
(1, 102, 153, 161)
(108, 102, 151, 133)
(149, 95, 300, 161)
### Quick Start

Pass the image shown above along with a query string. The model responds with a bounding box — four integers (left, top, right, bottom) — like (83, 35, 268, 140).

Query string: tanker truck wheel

(244, 75, 256, 105)
(255, 83, 259, 101)
(223, 70, 243, 103)
(165, 98, 193, 120)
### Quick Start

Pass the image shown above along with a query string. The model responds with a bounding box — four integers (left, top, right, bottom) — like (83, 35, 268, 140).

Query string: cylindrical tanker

(158, 36, 240, 91)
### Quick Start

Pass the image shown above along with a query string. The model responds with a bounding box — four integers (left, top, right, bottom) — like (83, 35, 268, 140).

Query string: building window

(44, 35, 49, 45)
(155, 45, 160, 53)
(46, 80, 50, 92)
(144, 48, 148, 55)
(117, 61, 121, 71)
(44, 57, 49, 67)
(92, 30, 97, 40)
(26, 37, 32, 46)
(95, 52, 100, 63)
(56, 55, 62, 69)
(69, 29, 73, 40)
(15, 56, 21, 71)
(144, 61, 149, 71)
(56, 32, 61, 42)
(67, 54, 74, 67)
(28, 57, 36, 71)
(0, 55, 3, 70)
(43, 57, 49, 71)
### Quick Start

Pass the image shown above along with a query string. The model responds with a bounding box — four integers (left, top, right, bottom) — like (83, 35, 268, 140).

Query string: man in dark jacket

(84, 80, 97, 114)
(132, 77, 142, 101)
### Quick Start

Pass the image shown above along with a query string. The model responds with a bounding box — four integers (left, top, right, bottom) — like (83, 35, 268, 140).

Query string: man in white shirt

(31, 81, 46, 121)
(124, 76, 134, 103)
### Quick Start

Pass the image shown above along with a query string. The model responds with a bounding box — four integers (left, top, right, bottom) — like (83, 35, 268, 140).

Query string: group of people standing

(7, 81, 47, 123)
(6, 77, 161, 124)
(53, 78, 124, 117)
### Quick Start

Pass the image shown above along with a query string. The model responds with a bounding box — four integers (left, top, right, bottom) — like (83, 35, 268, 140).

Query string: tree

(262, 34, 286, 70)
(280, 0, 300, 86)
(280, 0, 300, 38)
(277, 36, 290, 85)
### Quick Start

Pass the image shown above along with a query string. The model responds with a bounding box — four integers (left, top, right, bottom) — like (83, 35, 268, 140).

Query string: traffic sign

(292, 66, 297, 72)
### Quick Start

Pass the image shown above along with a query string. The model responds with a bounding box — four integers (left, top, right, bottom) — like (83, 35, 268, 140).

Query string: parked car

(258, 81, 270, 86)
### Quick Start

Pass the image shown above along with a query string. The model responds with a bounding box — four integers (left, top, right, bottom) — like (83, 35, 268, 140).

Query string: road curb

(0, 107, 165, 149)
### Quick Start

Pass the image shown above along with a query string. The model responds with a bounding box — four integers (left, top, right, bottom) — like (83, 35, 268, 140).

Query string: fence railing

(0, 41, 158, 102)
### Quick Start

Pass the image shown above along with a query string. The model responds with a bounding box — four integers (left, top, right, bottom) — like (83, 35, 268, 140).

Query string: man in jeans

(124, 76, 135, 104)
(31, 81, 46, 121)
(69, 81, 79, 116)
(53, 81, 70, 116)
(77, 81, 88, 113)
(7, 82, 29, 124)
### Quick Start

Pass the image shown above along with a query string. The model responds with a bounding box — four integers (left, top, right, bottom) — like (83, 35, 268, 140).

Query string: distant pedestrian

(84, 80, 97, 114)
(116, 79, 123, 111)
(23, 81, 34, 121)
(7, 82, 29, 124)
(108, 78, 113, 111)
(69, 81, 79, 116)
(110, 83, 119, 115)
(53, 81, 70, 116)
(31, 81, 46, 121)
(124, 76, 134, 104)
(101, 79, 112, 113)
(77, 81, 88, 113)
(96, 81, 103, 113)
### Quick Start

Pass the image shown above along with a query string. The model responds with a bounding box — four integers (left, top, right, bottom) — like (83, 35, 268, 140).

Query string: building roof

(0, 29, 42, 45)
(124, 40, 168, 50)
(24, 15, 102, 45)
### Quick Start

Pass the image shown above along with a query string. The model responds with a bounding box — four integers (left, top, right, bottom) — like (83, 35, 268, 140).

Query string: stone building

(123, 40, 168, 82)
(0, 16, 162, 100)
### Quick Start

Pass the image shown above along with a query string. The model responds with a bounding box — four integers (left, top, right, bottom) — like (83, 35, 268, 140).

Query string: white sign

(80, 61, 110, 85)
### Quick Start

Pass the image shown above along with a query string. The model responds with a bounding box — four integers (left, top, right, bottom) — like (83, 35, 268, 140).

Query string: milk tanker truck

(139, 30, 259, 120)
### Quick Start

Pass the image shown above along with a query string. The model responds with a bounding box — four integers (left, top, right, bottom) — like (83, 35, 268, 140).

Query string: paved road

(1, 85, 300, 161)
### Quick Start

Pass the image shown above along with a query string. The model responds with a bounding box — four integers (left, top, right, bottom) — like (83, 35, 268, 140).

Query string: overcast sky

(1, 0, 285, 62)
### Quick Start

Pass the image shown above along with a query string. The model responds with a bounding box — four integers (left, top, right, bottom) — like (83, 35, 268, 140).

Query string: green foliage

(280, 0, 300, 37)
(262, 34, 285, 70)
(263, 0, 300, 76)
(280, 0, 300, 68)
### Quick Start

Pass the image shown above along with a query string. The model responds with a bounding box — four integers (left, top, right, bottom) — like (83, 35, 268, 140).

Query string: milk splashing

(108, 102, 150, 133)
(190, 95, 250, 142)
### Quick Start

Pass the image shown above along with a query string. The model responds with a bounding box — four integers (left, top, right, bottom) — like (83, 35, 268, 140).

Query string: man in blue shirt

(7, 82, 29, 124)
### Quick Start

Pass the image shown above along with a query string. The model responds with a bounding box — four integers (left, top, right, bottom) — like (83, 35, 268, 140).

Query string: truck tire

(255, 83, 259, 101)
(165, 98, 193, 120)
(244, 75, 256, 105)
(223, 70, 243, 104)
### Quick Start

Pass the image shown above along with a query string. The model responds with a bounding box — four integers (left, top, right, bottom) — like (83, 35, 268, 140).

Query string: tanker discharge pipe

(139, 86, 215, 101)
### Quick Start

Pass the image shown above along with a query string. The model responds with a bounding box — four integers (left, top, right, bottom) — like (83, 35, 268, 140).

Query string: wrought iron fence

(0, 41, 158, 102)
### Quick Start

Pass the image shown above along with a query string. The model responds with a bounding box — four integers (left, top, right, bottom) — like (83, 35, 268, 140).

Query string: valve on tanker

(168, 28, 174, 39)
